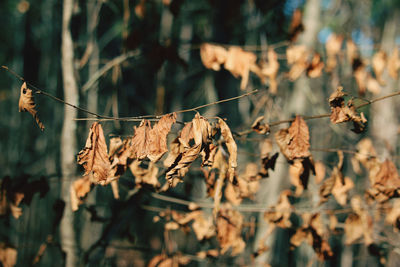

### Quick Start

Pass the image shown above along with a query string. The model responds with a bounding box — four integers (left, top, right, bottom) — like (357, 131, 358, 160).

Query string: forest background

(1, 0, 400, 266)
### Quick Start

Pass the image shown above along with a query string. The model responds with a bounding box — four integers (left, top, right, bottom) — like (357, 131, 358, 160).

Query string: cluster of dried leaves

(200, 35, 400, 96)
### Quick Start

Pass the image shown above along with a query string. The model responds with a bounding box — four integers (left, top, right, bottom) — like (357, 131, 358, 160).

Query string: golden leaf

(77, 123, 112, 185)
(200, 43, 228, 71)
(372, 50, 387, 85)
(70, 176, 91, 211)
(217, 204, 245, 255)
(130, 120, 151, 160)
(18, 82, 44, 130)
(224, 46, 257, 90)
(0, 243, 17, 267)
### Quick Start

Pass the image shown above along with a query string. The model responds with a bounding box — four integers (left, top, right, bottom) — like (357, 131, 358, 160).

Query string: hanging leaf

(129, 160, 160, 188)
(77, 123, 112, 185)
(264, 190, 293, 228)
(286, 45, 308, 81)
(70, 176, 91, 211)
(325, 34, 343, 72)
(130, 120, 151, 160)
(306, 53, 324, 78)
(218, 118, 237, 182)
(314, 161, 326, 184)
(217, 204, 245, 255)
(372, 50, 387, 85)
(18, 82, 44, 131)
(224, 46, 257, 90)
(147, 113, 177, 162)
(251, 116, 270, 134)
(288, 9, 304, 42)
(275, 116, 311, 161)
(260, 49, 280, 94)
(0, 243, 17, 267)
(200, 43, 228, 71)
(388, 48, 400, 79)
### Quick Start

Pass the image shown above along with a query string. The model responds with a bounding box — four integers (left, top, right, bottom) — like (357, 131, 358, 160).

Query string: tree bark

(60, 0, 79, 266)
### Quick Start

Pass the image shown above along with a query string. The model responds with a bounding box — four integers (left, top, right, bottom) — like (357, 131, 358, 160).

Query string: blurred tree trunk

(60, 0, 79, 266)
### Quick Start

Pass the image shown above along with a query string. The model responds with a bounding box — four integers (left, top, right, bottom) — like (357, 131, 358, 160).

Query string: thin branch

(81, 50, 140, 92)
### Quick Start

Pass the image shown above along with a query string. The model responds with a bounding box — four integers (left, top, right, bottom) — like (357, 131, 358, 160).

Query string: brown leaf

(129, 160, 160, 188)
(275, 116, 311, 161)
(385, 199, 400, 231)
(251, 116, 270, 134)
(217, 204, 245, 255)
(70, 176, 91, 211)
(131, 120, 151, 160)
(367, 159, 400, 202)
(260, 49, 280, 94)
(325, 34, 343, 72)
(200, 43, 228, 71)
(289, 158, 314, 196)
(147, 113, 177, 162)
(18, 82, 44, 130)
(218, 119, 237, 181)
(388, 48, 400, 79)
(306, 53, 324, 78)
(226, 163, 260, 205)
(314, 161, 326, 184)
(77, 123, 112, 185)
(0, 243, 17, 267)
(286, 45, 308, 81)
(224, 46, 257, 90)
(264, 190, 293, 228)
(372, 50, 387, 85)
(332, 176, 354, 206)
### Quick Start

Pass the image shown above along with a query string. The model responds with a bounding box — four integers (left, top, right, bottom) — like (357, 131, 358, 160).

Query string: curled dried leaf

(264, 190, 293, 228)
(307, 53, 324, 78)
(218, 119, 237, 182)
(251, 116, 270, 135)
(18, 82, 44, 130)
(77, 123, 112, 185)
(70, 176, 91, 211)
(129, 160, 159, 188)
(217, 204, 245, 255)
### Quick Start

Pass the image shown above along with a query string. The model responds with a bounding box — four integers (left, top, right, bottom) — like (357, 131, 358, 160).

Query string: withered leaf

(306, 53, 324, 78)
(147, 113, 177, 162)
(70, 176, 91, 211)
(367, 159, 400, 202)
(288, 9, 304, 42)
(226, 163, 260, 205)
(314, 161, 326, 184)
(251, 116, 270, 135)
(130, 120, 151, 160)
(264, 190, 293, 228)
(77, 123, 112, 185)
(217, 204, 245, 255)
(0, 243, 17, 267)
(286, 45, 308, 81)
(18, 82, 44, 130)
(200, 43, 228, 71)
(260, 49, 280, 94)
(289, 158, 314, 196)
(129, 160, 159, 188)
(372, 51, 387, 85)
(224, 46, 257, 90)
(325, 34, 343, 72)
(388, 48, 400, 79)
(218, 118, 237, 182)
(275, 116, 311, 161)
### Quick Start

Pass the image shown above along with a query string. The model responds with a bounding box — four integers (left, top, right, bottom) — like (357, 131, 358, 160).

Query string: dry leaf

(325, 34, 343, 72)
(18, 82, 44, 130)
(314, 161, 326, 184)
(332, 176, 354, 206)
(77, 123, 112, 185)
(366, 75, 381, 95)
(226, 163, 260, 205)
(200, 43, 228, 71)
(367, 159, 400, 202)
(251, 116, 270, 134)
(372, 50, 387, 85)
(307, 53, 324, 78)
(385, 199, 400, 231)
(131, 120, 151, 160)
(388, 48, 400, 79)
(264, 190, 293, 228)
(147, 113, 177, 162)
(70, 176, 91, 211)
(129, 160, 160, 188)
(275, 116, 311, 161)
(224, 46, 257, 90)
(260, 49, 280, 94)
(0, 243, 17, 267)
(218, 119, 237, 181)
(290, 213, 333, 260)
(217, 204, 245, 255)
(286, 45, 308, 81)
